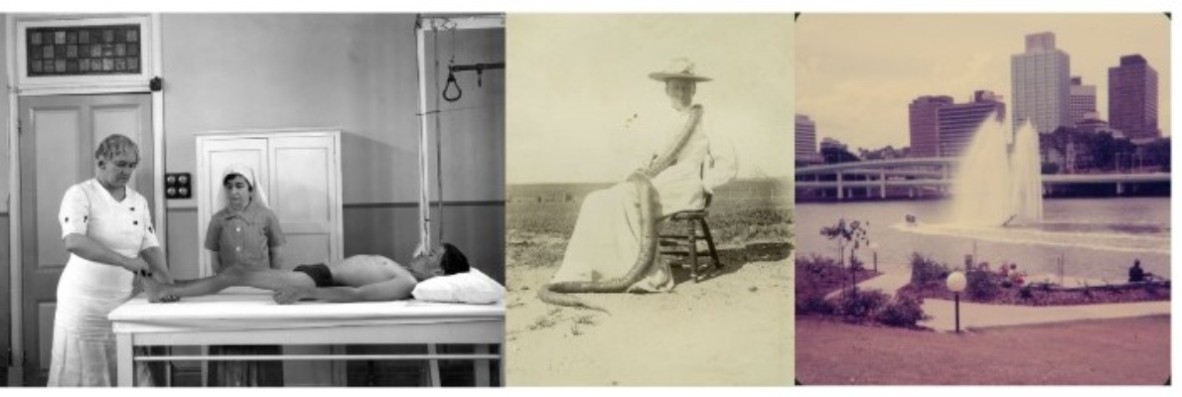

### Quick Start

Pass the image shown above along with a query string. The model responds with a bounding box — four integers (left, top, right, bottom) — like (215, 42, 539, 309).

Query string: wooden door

(18, 93, 152, 385)
(266, 134, 342, 386)
(195, 132, 342, 386)
(267, 135, 342, 268)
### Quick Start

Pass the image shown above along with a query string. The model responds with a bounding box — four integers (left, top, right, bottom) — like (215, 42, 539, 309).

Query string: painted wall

(1, 15, 9, 214)
(1, 15, 11, 372)
(159, 14, 505, 281)
(1, 214, 9, 371)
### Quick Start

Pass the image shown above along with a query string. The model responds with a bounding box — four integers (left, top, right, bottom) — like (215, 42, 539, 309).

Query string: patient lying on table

(143, 243, 470, 304)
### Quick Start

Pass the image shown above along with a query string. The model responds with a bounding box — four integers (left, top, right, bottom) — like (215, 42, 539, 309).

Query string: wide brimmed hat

(648, 58, 712, 83)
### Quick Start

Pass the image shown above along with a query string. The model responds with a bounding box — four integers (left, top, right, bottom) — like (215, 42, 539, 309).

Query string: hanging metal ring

(442, 69, 461, 102)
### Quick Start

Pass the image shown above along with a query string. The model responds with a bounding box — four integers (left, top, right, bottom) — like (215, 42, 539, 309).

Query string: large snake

(537, 106, 703, 313)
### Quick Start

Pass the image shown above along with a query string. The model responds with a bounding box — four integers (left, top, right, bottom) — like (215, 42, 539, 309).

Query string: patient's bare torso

(327, 255, 413, 287)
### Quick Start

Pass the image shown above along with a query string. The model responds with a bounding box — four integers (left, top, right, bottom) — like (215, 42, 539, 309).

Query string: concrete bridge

(797, 157, 1170, 200)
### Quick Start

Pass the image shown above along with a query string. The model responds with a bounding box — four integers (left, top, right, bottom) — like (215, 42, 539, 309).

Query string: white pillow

(412, 267, 505, 304)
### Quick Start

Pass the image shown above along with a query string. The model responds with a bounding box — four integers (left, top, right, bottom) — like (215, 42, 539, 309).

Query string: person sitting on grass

(1007, 263, 1026, 287)
(142, 243, 470, 304)
(1127, 259, 1155, 283)
(1128, 260, 1145, 283)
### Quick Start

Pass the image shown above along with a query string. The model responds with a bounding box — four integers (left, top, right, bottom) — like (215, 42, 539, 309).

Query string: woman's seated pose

(539, 59, 737, 311)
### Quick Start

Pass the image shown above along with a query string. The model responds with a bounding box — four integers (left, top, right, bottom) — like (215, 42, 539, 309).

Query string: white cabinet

(195, 129, 345, 386)
(195, 129, 343, 278)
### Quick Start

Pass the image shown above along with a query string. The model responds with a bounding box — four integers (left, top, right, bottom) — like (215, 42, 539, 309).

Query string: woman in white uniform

(48, 134, 174, 386)
(549, 59, 737, 291)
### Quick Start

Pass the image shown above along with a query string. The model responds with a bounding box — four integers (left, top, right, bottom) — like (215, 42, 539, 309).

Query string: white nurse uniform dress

(48, 178, 157, 386)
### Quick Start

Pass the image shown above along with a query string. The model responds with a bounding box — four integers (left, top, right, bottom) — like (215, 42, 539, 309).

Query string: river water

(795, 198, 1170, 283)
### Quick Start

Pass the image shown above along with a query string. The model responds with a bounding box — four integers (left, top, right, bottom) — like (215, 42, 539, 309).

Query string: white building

(1011, 32, 1071, 134)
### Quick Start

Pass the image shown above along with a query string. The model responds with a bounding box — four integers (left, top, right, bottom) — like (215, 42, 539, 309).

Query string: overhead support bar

(412, 13, 505, 255)
(448, 62, 505, 73)
(417, 15, 504, 31)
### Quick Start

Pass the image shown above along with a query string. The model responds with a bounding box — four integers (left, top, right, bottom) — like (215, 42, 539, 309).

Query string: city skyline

(797, 14, 1170, 152)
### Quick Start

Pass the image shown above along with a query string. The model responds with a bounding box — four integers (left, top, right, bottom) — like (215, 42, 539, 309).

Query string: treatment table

(108, 287, 504, 386)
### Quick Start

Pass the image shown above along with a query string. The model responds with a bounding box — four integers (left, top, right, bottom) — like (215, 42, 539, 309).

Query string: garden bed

(898, 279, 1170, 306)
(901, 252, 1171, 306)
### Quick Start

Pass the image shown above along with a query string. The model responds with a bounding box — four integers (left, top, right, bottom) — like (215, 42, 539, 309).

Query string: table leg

(116, 333, 134, 387)
(427, 344, 441, 387)
(474, 345, 490, 386)
(201, 346, 209, 387)
(164, 347, 173, 387)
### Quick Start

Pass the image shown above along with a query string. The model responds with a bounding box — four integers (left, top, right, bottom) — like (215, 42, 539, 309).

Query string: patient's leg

(144, 266, 314, 303)
(143, 271, 234, 302)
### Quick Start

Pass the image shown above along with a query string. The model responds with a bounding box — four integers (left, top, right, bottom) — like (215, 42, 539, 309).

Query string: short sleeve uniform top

(57, 178, 160, 295)
(205, 200, 286, 270)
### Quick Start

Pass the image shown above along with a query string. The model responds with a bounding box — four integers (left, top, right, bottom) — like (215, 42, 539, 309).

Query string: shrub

(835, 288, 888, 320)
(1019, 285, 1034, 299)
(965, 267, 1001, 301)
(850, 256, 864, 272)
(876, 295, 927, 327)
(910, 253, 949, 287)
(796, 294, 836, 316)
(795, 255, 847, 316)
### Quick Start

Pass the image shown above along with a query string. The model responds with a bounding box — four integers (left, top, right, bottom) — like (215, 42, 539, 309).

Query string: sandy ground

(505, 257, 794, 386)
(796, 315, 1171, 385)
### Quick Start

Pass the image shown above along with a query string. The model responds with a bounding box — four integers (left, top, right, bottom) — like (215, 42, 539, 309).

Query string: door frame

(5, 13, 165, 385)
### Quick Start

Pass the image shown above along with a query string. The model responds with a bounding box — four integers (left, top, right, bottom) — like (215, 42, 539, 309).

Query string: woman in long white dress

(549, 59, 737, 293)
(48, 134, 174, 386)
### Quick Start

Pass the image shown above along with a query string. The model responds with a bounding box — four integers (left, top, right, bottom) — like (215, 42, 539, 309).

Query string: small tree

(820, 218, 871, 290)
(820, 218, 871, 268)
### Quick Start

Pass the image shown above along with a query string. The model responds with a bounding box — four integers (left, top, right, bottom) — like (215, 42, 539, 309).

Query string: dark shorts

(293, 263, 334, 287)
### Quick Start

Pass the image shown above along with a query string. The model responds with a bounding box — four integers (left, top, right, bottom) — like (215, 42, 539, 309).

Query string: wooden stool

(659, 210, 722, 282)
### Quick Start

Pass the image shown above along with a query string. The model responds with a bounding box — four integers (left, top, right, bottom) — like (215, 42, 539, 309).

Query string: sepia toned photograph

(2, 13, 505, 387)
(505, 14, 795, 385)
(794, 14, 1170, 385)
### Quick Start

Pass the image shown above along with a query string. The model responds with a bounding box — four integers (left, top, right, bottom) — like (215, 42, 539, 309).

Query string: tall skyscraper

(1011, 32, 1071, 133)
(1108, 54, 1160, 139)
(1068, 76, 1097, 127)
(795, 114, 819, 163)
(908, 95, 953, 157)
(937, 90, 1007, 158)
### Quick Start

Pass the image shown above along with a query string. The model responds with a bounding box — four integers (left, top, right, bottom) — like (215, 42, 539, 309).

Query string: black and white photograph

(504, 14, 795, 385)
(1, 13, 506, 387)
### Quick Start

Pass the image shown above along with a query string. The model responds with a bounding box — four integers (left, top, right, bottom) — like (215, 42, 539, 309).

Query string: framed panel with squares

(26, 24, 142, 76)
(14, 15, 154, 92)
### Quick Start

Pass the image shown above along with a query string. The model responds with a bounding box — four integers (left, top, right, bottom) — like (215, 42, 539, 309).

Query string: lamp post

(946, 271, 967, 333)
(870, 242, 879, 273)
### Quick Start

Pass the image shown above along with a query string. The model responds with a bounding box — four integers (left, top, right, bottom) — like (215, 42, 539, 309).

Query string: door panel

(19, 94, 152, 385)
(195, 132, 341, 385)
(32, 109, 81, 268)
(269, 136, 339, 266)
(37, 304, 55, 372)
(267, 136, 339, 385)
(282, 235, 331, 269)
(272, 147, 330, 226)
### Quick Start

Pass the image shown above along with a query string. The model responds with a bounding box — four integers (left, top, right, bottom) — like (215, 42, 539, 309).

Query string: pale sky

(507, 14, 795, 184)
(797, 14, 1171, 152)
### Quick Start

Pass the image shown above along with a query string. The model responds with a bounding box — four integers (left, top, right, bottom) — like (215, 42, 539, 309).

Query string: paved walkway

(824, 265, 1172, 333)
(920, 299, 1171, 333)
(824, 268, 912, 300)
